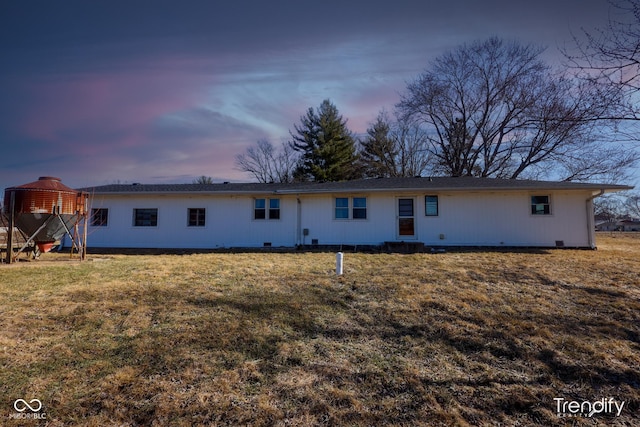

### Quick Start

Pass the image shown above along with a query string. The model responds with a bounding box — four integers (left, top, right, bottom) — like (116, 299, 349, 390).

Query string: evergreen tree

(290, 99, 360, 181)
(360, 112, 399, 177)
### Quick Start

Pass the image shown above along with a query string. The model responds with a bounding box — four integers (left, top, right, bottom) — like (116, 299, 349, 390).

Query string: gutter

(86, 190, 284, 197)
(274, 184, 634, 195)
(586, 189, 605, 249)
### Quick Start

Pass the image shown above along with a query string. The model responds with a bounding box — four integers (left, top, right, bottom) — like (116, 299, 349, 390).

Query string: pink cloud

(19, 55, 215, 153)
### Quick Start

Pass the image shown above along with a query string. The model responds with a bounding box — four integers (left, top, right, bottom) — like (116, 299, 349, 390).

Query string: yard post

(336, 252, 343, 275)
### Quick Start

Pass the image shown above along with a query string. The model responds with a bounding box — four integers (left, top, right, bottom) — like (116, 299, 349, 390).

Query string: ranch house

(81, 177, 632, 250)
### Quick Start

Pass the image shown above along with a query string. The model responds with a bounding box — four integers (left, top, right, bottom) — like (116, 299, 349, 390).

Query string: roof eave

(276, 184, 635, 194)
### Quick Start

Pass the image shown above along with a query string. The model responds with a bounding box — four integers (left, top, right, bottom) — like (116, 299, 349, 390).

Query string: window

(353, 197, 367, 219)
(531, 195, 551, 215)
(90, 208, 108, 226)
(399, 198, 414, 217)
(254, 199, 266, 219)
(188, 208, 206, 227)
(335, 197, 349, 219)
(335, 197, 367, 220)
(269, 199, 280, 219)
(133, 208, 158, 226)
(425, 195, 438, 216)
(255, 198, 280, 220)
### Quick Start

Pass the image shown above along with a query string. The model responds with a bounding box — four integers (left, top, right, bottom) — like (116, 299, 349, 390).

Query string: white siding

(299, 191, 591, 247)
(299, 194, 391, 246)
(413, 191, 591, 247)
(88, 194, 298, 248)
(86, 189, 594, 249)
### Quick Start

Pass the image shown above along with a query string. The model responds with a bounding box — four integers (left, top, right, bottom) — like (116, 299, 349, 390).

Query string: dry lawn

(0, 234, 638, 426)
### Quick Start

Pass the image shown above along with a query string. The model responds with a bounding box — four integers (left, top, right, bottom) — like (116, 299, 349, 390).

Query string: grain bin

(3, 176, 88, 257)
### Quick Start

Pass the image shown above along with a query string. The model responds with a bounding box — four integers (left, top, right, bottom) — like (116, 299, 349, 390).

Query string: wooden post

(71, 223, 78, 259)
(82, 194, 88, 260)
(6, 190, 15, 264)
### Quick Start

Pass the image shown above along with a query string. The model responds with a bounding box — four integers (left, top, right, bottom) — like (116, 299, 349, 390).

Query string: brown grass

(1, 233, 639, 426)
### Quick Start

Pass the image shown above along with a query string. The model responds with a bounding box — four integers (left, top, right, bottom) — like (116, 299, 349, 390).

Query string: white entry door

(397, 198, 416, 239)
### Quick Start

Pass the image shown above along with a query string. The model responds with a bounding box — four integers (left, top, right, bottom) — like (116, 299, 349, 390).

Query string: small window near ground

(188, 208, 206, 227)
(134, 208, 158, 226)
(90, 208, 108, 226)
(531, 195, 551, 215)
(425, 195, 438, 216)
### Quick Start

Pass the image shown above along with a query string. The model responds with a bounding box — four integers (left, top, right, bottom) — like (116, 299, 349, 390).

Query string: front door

(397, 198, 416, 239)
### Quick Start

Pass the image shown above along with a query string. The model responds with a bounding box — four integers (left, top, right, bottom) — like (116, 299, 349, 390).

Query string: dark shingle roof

(79, 177, 633, 195)
(80, 182, 290, 194)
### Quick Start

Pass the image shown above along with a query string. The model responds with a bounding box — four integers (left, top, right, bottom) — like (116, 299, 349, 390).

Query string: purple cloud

(0, 0, 625, 191)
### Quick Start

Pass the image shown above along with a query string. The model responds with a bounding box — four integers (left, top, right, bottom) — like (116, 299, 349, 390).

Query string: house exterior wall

(597, 221, 640, 231)
(596, 222, 619, 232)
(298, 190, 592, 248)
(87, 194, 298, 248)
(622, 222, 640, 231)
(85, 189, 594, 249)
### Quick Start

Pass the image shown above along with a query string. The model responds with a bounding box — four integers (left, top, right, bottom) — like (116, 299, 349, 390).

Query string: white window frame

(187, 208, 206, 227)
(425, 195, 439, 217)
(334, 196, 367, 220)
(530, 194, 552, 216)
(254, 198, 280, 220)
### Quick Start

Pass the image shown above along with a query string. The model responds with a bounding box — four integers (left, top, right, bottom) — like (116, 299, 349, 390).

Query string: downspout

(586, 189, 605, 249)
(296, 195, 301, 247)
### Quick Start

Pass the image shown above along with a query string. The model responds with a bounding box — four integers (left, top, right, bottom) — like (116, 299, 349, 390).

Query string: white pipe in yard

(336, 252, 344, 275)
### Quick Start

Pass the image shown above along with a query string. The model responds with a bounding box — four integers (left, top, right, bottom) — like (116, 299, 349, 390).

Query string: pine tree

(360, 112, 399, 177)
(290, 99, 360, 181)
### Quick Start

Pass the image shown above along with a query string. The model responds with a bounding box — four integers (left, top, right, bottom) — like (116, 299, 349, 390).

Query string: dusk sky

(0, 0, 625, 191)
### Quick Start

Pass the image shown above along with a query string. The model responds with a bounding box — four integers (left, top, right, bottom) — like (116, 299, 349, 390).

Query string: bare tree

(394, 117, 432, 177)
(564, 0, 640, 121)
(626, 192, 640, 217)
(235, 139, 299, 183)
(398, 37, 636, 182)
(192, 175, 214, 184)
(360, 111, 432, 177)
(594, 191, 640, 221)
(594, 193, 626, 222)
